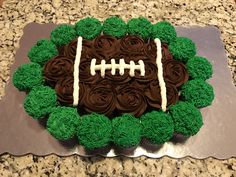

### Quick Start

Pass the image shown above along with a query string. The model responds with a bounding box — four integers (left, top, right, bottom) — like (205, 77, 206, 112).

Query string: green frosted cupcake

(152, 21, 177, 43)
(47, 107, 80, 140)
(141, 111, 174, 145)
(127, 17, 153, 39)
(186, 56, 213, 80)
(28, 39, 58, 66)
(169, 37, 196, 63)
(112, 114, 141, 148)
(24, 86, 57, 119)
(77, 113, 112, 150)
(169, 101, 203, 136)
(13, 63, 43, 91)
(75, 17, 102, 40)
(181, 79, 214, 108)
(50, 24, 77, 46)
(103, 16, 127, 38)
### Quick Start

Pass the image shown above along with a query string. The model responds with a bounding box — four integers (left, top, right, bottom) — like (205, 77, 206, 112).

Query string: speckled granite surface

(0, 0, 236, 176)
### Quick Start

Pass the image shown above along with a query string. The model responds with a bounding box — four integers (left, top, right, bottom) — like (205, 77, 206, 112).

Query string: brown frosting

(55, 77, 74, 105)
(144, 40, 156, 60)
(163, 59, 189, 87)
(43, 34, 189, 117)
(134, 62, 158, 83)
(79, 61, 102, 84)
(120, 35, 145, 54)
(116, 82, 147, 117)
(144, 40, 173, 63)
(106, 69, 131, 84)
(83, 80, 116, 116)
(64, 39, 94, 60)
(55, 77, 85, 106)
(43, 56, 74, 87)
(120, 35, 147, 62)
(145, 80, 179, 109)
(64, 39, 77, 60)
(93, 35, 118, 61)
(162, 43, 173, 60)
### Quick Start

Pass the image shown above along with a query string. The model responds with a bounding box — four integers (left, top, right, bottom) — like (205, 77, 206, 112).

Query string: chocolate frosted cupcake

(140, 111, 174, 152)
(77, 113, 112, 155)
(112, 114, 141, 155)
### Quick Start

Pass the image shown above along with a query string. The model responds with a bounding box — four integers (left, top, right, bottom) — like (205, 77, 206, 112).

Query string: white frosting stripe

(138, 60, 145, 76)
(90, 59, 145, 77)
(90, 59, 96, 76)
(129, 61, 135, 76)
(111, 59, 116, 75)
(119, 59, 125, 76)
(154, 38, 167, 112)
(73, 36, 83, 106)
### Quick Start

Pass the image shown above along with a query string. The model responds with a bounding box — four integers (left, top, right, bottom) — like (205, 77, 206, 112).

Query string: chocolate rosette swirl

(166, 82, 179, 106)
(134, 62, 158, 83)
(163, 59, 189, 87)
(120, 35, 146, 62)
(145, 80, 179, 109)
(55, 77, 85, 106)
(145, 80, 161, 109)
(64, 39, 94, 60)
(144, 40, 156, 61)
(83, 80, 116, 116)
(79, 61, 101, 84)
(116, 83, 147, 117)
(64, 39, 77, 60)
(55, 77, 73, 105)
(144, 41, 173, 63)
(93, 35, 118, 61)
(81, 39, 94, 59)
(43, 56, 74, 87)
(162, 43, 173, 61)
(105, 67, 131, 84)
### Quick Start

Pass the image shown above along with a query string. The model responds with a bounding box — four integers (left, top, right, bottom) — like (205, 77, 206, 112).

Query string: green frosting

(112, 114, 141, 148)
(127, 17, 153, 39)
(169, 37, 196, 63)
(75, 17, 102, 40)
(103, 16, 127, 38)
(141, 111, 174, 145)
(77, 113, 112, 150)
(28, 39, 58, 66)
(169, 101, 203, 136)
(13, 63, 43, 91)
(181, 79, 214, 108)
(186, 56, 213, 80)
(50, 24, 77, 46)
(24, 86, 57, 119)
(152, 21, 177, 44)
(47, 107, 80, 141)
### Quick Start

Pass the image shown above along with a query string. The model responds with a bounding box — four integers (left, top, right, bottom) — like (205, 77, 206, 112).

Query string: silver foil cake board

(0, 23, 236, 159)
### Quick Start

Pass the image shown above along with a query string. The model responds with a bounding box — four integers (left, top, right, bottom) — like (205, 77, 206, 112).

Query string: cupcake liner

(114, 145, 138, 155)
(170, 133, 189, 144)
(141, 138, 163, 152)
(59, 137, 78, 149)
(85, 144, 112, 155)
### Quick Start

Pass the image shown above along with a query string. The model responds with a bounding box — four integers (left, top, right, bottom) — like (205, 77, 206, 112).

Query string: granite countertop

(0, 0, 236, 176)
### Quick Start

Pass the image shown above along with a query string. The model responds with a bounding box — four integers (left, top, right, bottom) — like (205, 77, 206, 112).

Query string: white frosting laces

(154, 38, 167, 112)
(73, 36, 83, 106)
(90, 59, 145, 78)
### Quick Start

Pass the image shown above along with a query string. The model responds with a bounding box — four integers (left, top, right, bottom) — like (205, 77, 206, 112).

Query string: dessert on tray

(12, 17, 214, 154)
